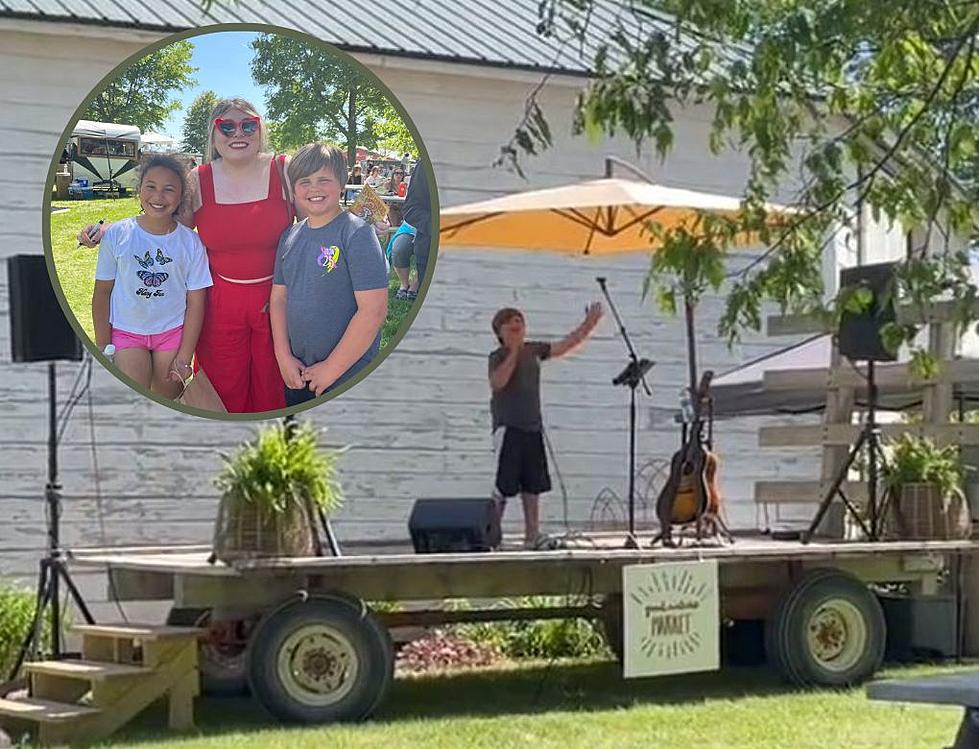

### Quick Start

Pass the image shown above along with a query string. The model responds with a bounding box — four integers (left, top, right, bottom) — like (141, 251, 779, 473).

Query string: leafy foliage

(884, 434, 968, 500)
(83, 41, 196, 131)
(507, 1, 979, 368)
(373, 101, 418, 160)
(0, 584, 44, 678)
(249, 34, 388, 165)
(456, 597, 609, 660)
(214, 421, 344, 514)
(181, 90, 219, 155)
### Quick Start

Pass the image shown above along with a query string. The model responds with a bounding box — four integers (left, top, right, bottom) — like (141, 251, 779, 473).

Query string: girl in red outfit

(80, 97, 295, 413)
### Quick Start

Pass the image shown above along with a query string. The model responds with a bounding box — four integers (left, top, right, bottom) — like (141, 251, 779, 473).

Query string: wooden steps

(72, 624, 208, 641)
(0, 622, 202, 746)
(24, 660, 148, 680)
(0, 696, 99, 721)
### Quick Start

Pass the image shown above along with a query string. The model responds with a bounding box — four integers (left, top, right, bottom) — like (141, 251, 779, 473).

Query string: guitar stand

(649, 393, 735, 549)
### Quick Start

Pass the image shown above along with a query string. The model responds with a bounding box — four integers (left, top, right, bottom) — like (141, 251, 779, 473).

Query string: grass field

(49, 199, 415, 349)
(84, 660, 969, 749)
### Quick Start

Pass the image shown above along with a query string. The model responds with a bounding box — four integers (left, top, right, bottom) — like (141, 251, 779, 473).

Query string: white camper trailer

(67, 120, 141, 193)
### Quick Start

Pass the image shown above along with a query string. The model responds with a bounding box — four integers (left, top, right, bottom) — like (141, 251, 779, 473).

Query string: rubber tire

(766, 569, 885, 687)
(166, 607, 249, 696)
(247, 596, 393, 723)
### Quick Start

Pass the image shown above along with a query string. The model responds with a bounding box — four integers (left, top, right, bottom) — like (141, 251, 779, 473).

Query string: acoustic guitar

(655, 371, 724, 545)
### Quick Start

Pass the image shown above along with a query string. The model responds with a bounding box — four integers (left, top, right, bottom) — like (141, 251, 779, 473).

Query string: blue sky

(157, 31, 266, 141)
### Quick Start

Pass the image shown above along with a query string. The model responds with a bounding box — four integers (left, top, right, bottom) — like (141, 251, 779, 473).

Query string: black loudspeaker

(838, 261, 897, 362)
(408, 498, 502, 553)
(8, 255, 82, 362)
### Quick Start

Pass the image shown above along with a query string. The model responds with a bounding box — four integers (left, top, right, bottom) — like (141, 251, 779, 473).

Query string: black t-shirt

(488, 341, 551, 432)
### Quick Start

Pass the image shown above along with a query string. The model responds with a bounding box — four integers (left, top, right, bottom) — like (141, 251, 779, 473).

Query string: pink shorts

(111, 325, 183, 352)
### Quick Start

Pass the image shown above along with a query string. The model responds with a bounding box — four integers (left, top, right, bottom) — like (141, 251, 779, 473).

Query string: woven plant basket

(213, 491, 316, 563)
(888, 482, 971, 541)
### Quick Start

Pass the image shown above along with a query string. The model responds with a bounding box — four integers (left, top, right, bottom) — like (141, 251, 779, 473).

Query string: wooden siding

(0, 25, 824, 601)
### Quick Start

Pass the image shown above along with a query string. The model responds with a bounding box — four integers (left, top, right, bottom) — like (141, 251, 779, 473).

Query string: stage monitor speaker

(8, 255, 82, 363)
(409, 498, 502, 553)
(838, 261, 897, 362)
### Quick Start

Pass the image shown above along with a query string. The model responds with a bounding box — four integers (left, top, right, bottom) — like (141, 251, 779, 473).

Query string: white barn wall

(0, 23, 823, 607)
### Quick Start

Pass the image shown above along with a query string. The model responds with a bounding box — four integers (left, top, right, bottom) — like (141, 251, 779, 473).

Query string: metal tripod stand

(6, 363, 96, 686)
(801, 360, 886, 544)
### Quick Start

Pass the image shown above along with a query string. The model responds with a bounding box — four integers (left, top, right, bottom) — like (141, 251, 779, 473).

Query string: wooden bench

(867, 671, 979, 748)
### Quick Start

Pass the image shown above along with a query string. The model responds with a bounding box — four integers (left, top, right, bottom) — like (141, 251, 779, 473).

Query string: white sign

(622, 560, 720, 678)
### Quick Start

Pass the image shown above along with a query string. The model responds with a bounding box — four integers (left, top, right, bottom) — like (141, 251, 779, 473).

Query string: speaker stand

(5, 362, 95, 688)
(801, 360, 885, 544)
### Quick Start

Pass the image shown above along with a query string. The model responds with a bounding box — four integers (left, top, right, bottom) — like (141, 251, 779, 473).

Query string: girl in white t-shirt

(92, 154, 212, 398)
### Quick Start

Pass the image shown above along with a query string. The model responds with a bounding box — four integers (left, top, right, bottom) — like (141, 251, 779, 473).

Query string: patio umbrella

(440, 170, 778, 255)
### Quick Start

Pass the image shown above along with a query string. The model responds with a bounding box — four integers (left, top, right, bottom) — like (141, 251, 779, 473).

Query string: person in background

(401, 160, 432, 287)
(387, 221, 418, 300)
(348, 164, 363, 185)
(365, 165, 385, 190)
(385, 165, 407, 226)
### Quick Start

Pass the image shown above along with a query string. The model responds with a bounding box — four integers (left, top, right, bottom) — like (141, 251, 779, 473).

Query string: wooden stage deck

(66, 534, 974, 613)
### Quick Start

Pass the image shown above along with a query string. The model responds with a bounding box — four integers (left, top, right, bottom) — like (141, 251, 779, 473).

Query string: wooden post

(815, 342, 853, 539)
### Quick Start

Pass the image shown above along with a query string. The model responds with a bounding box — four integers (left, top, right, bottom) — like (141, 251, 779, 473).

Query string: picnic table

(867, 671, 979, 748)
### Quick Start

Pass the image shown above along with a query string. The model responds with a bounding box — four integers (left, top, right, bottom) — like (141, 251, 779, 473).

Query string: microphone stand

(597, 277, 654, 549)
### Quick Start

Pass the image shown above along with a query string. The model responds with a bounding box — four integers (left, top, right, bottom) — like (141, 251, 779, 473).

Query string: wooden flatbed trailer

(68, 534, 975, 724)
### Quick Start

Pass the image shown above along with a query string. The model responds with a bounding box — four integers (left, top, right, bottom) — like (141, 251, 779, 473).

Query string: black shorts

(495, 427, 551, 498)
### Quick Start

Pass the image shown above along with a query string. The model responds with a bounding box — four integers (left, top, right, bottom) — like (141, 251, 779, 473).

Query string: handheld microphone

(596, 276, 607, 286)
(78, 219, 104, 248)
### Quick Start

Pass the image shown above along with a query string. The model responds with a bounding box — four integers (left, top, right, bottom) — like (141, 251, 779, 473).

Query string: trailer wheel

(766, 569, 885, 687)
(166, 607, 249, 696)
(248, 596, 393, 723)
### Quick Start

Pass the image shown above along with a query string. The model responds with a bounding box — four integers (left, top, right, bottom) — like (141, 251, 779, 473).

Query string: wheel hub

(278, 625, 359, 706)
(805, 599, 867, 672)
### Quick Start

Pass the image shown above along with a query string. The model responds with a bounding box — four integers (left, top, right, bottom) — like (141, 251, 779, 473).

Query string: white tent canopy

(140, 131, 178, 150)
(72, 120, 140, 141)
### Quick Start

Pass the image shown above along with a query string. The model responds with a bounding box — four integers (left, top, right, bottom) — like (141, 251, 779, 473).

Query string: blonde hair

(287, 143, 348, 187)
(205, 97, 268, 162)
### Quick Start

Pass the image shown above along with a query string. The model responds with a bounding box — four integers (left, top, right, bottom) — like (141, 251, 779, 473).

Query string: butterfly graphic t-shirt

(95, 217, 212, 335)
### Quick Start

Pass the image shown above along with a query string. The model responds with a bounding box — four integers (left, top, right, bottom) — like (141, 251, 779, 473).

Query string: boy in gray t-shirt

(271, 144, 389, 407)
(488, 302, 604, 548)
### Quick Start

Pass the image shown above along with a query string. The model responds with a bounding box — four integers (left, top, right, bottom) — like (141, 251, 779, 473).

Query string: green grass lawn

(49, 199, 414, 349)
(87, 661, 970, 749)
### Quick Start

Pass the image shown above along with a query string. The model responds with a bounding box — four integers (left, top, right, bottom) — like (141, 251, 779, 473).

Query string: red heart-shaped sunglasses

(214, 116, 260, 136)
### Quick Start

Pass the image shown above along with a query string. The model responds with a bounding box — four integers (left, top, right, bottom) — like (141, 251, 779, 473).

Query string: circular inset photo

(45, 25, 436, 419)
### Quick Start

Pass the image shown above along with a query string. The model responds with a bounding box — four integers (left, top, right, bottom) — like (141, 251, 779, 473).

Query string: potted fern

(883, 434, 971, 540)
(212, 421, 343, 562)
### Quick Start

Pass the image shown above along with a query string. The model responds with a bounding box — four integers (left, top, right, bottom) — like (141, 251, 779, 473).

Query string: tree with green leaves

(373, 102, 418, 160)
(250, 34, 388, 165)
(505, 1, 979, 374)
(181, 89, 219, 155)
(84, 41, 196, 131)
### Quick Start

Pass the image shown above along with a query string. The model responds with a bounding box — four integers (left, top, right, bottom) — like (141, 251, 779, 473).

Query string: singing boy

(488, 303, 604, 547)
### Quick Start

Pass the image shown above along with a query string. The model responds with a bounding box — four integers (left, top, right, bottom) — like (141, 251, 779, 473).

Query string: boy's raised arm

(550, 302, 604, 359)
